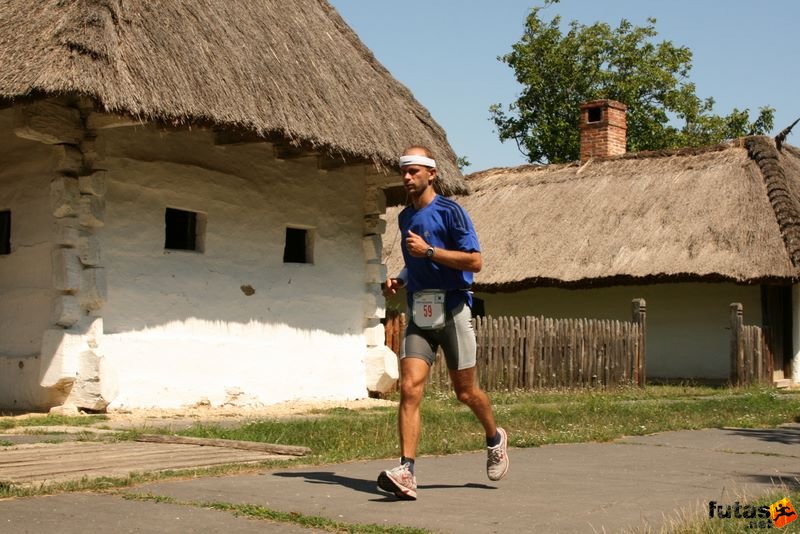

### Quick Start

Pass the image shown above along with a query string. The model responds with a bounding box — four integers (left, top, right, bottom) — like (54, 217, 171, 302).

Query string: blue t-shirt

(398, 195, 480, 310)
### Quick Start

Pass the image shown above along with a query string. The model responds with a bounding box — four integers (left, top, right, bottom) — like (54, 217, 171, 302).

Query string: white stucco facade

(0, 117, 58, 357)
(96, 126, 372, 408)
(476, 282, 763, 380)
(0, 110, 63, 410)
(0, 105, 389, 411)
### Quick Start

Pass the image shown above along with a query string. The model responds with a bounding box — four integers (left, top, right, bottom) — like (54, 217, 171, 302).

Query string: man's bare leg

(449, 366, 497, 438)
(377, 356, 429, 499)
(450, 365, 509, 481)
(398, 357, 431, 459)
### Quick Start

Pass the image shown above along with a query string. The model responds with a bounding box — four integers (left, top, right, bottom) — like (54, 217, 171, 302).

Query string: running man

(378, 145, 509, 500)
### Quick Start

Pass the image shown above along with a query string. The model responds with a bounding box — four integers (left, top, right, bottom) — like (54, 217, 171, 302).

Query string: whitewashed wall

(0, 110, 62, 410)
(92, 125, 370, 408)
(476, 283, 763, 380)
(0, 111, 59, 357)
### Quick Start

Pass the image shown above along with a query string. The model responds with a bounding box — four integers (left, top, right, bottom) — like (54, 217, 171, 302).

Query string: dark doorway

(761, 285, 792, 379)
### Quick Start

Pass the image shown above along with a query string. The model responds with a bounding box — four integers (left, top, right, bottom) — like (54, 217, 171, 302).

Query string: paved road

(1, 425, 798, 533)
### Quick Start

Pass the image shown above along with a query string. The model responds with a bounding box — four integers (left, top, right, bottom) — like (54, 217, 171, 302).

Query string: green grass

(124, 493, 432, 533)
(170, 385, 800, 464)
(1, 385, 797, 532)
(0, 414, 108, 430)
(643, 488, 800, 533)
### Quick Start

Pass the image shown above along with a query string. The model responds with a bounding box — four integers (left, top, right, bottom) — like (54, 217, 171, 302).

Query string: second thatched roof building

(385, 100, 800, 385)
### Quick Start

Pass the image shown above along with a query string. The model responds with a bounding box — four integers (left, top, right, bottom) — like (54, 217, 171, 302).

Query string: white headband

(399, 155, 436, 168)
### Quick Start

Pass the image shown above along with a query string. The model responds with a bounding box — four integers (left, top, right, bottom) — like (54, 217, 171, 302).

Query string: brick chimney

(579, 99, 627, 162)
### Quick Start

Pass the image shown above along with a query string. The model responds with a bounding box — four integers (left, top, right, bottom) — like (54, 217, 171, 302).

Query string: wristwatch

(425, 247, 435, 259)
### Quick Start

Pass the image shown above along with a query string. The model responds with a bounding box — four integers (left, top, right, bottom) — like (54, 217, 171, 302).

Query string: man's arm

(405, 230, 482, 273)
(383, 268, 408, 297)
(428, 248, 482, 273)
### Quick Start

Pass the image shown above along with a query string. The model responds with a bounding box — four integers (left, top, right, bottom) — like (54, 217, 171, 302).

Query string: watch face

(426, 247, 434, 258)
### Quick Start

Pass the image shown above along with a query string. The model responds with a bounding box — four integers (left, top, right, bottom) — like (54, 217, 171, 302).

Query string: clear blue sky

(329, 0, 800, 172)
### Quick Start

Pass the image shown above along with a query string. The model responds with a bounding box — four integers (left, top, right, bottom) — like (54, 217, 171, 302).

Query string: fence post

(632, 299, 647, 387)
(730, 303, 744, 386)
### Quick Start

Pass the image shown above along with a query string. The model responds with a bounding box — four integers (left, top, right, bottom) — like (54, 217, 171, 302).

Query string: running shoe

(377, 463, 417, 500)
(487, 427, 509, 481)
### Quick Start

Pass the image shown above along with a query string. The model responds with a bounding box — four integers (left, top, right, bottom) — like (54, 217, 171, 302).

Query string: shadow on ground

(272, 470, 497, 500)
(728, 427, 800, 446)
(742, 473, 800, 491)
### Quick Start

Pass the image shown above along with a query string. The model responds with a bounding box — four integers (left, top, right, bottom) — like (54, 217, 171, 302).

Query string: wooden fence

(384, 299, 647, 391)
(730, 303, 773, 386)
(384, 311, 406, 357)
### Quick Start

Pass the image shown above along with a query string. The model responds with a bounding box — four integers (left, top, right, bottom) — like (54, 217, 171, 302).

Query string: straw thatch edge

(473, 272, 789, 294)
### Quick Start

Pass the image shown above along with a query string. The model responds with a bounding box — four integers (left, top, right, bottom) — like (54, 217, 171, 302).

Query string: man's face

(401, 161, 435, 197)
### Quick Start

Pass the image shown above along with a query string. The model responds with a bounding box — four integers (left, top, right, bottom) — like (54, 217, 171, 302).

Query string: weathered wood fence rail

(385, 299, 647, 391)
(730, 303, 773, 386)
(384, 312, 406, 357)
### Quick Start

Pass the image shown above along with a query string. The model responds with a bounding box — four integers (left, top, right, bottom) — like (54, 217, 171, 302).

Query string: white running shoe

(487, 427, 509, 481)
(378, 462, 417, 500)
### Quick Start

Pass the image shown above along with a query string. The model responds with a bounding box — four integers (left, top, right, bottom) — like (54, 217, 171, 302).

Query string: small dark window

(283, 227, 312, 264)
(0, 210, 10, 255)
(587, 107, 602, 123)
(165, 208, 205, 252)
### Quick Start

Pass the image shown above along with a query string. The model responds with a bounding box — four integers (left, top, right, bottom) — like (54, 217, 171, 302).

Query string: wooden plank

(476, 316, 487, 388)
(517, 316, 525, 389)
(0, 441, 284, 486)
(755, 328, 763, 383)
(487, 316, 496, 390)
(509, 315, 516, 389)
(615, 320, 622, 386)
(544, 318, 553, 387)
(501, 316, 509, 389)
(511, 316, 518, 389)
(586, 319, 594, 387)
(565, 318, 571, 387)
(560, 318, 566, 387)
(603, 320, 610, 387)
(578, 319, 586, 387)
(628, 321, 634, 383)
(525, 317, 532, 389)
(526, 316, 535, 389)
(565, 319, 572, 387)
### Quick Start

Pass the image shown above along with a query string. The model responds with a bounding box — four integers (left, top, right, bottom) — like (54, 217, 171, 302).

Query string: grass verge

(172, 385, 800, 464)
(631, 487, 800, 533)
(0, 414, 108, 431)
(123, 492, 432, 533)
(1, 385, 797, 502)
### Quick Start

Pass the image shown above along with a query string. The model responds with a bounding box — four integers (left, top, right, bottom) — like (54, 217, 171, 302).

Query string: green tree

(490, 2, 774, 164)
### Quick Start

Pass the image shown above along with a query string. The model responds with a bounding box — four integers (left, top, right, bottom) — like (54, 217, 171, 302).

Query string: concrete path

(1, 425, 798, 533)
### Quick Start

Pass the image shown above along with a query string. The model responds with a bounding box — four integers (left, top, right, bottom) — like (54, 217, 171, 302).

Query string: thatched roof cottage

(0, 0, 464, 411)
(385, 100, 800, 385)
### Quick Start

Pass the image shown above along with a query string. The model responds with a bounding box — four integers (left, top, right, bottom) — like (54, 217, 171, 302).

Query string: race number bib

(412, 290, 446, 330)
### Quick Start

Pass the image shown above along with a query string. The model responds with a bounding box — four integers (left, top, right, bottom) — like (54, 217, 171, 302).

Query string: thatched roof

(384, 137, 800, 290)
(0, 0, 465, 194)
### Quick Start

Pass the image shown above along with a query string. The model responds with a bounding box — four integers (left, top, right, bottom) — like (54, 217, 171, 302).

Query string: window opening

(0, 210, 10, 255)
(283, 227, 312, 264)
(165, 207, 205, 252)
